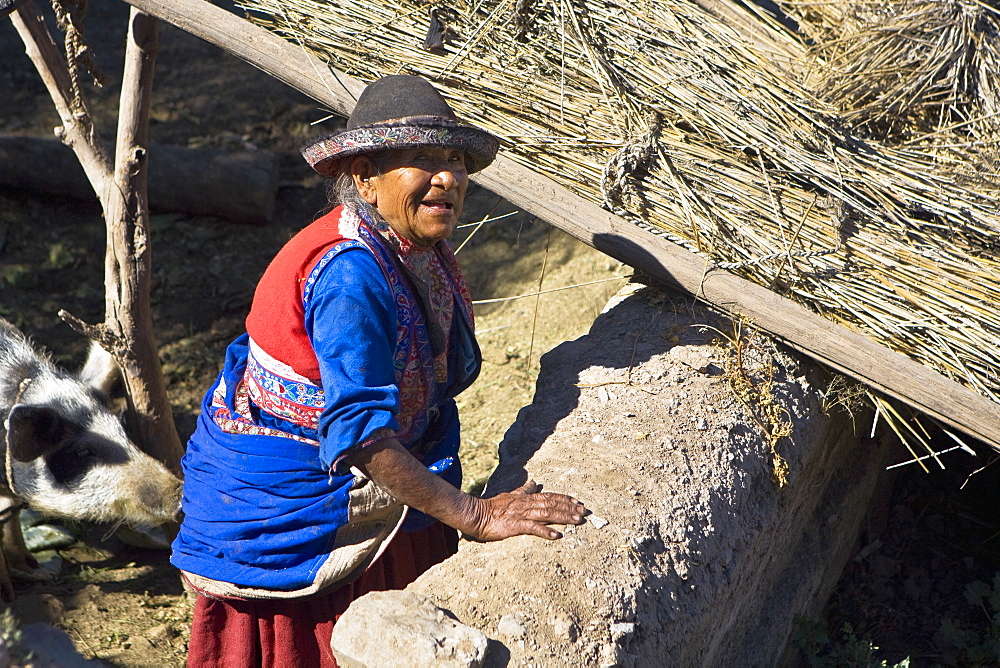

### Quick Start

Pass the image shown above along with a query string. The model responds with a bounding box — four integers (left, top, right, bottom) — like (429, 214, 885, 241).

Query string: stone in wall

(331, 590, 489, 667)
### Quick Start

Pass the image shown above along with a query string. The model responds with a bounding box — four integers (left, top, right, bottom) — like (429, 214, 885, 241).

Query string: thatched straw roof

(239, 0, 1000, 454)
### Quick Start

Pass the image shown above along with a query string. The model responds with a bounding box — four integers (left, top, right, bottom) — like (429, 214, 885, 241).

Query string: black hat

(301, 75, 499, 176)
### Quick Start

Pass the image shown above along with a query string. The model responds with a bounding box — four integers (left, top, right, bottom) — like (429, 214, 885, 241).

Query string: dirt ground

(1, 3, 999, 667)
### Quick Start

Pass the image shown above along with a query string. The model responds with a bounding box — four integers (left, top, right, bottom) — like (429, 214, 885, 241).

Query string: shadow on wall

(470, 233, 889, 664)
(483, 231, 708, 494)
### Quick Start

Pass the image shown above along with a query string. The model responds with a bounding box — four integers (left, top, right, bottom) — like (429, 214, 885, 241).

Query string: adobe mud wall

(332, 283, 891, 667)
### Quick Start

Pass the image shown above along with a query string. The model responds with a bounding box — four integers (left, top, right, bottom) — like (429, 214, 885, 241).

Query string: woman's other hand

(463, 481, 588, 542)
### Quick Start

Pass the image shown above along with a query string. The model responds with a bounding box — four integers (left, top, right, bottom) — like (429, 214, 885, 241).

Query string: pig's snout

(115, 465, 183, 527)
(135, 474, 183, 523)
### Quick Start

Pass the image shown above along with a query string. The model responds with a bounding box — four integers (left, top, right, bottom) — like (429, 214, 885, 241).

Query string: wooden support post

(104, 7, 182, 472)
(122, 0, 1000, 453)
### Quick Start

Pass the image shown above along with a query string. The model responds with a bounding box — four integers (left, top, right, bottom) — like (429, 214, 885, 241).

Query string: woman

(171, 75, 588, 667)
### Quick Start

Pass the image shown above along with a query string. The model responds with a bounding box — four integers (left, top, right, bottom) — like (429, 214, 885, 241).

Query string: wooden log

(122, 0, 1000, 452)
(0, 134, 278, 224)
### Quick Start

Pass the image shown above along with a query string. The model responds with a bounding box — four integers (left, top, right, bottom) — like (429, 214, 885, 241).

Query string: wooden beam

(121, 0, 366, 116)
(474, 163, 1000, 451)
(122, 0, 1000, 452)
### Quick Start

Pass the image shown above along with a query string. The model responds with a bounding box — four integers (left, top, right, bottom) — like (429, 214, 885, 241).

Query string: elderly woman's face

(354, 147, 469, 247)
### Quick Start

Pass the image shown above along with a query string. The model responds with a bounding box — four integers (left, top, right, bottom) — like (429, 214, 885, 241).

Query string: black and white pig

(0, 318, 181, 598)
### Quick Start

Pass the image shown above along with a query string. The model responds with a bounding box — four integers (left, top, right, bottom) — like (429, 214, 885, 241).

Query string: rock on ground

(336, 283, 891, 666)
(331, 590, 489, 668)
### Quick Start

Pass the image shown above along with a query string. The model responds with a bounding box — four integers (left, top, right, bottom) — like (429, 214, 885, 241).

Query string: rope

(601, 116, 841, 272)
(715, 244, 841, 271)
(601, 112, 660, 222)
(1, 377, 33, 497)
(50, 0, 107, 117)
(602, 113, 712, 256)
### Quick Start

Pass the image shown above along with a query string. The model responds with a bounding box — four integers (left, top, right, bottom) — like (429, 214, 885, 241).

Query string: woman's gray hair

(327, 150, 393, 217)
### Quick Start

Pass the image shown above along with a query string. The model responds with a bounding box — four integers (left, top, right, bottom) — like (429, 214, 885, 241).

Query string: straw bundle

(779, 0, 1000, 145)
(239, 0, 1000, 439)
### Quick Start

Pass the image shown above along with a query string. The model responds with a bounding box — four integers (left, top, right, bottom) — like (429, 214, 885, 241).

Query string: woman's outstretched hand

(462, 481, 588, 542)
(349, 437, 588, 542)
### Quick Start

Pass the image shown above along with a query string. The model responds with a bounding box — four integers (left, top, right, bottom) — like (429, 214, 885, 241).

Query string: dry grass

(780, 0, 1000, 144)
(238, 0, 1000, 456)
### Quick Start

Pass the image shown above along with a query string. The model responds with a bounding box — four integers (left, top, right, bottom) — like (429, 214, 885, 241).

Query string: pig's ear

(78, 341, 121, 398)
(6, 405, 74, 462)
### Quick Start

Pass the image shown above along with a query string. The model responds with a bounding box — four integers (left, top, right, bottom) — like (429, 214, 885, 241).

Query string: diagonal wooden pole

(121, 0, 1000, 454)
(11, 2, 182, 473)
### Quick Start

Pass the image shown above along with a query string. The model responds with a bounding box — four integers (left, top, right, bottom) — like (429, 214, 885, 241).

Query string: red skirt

(185, 522, 459, 668)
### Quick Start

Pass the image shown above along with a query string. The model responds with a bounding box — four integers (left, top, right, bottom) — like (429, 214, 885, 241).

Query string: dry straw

(240, 0, 1000, 457)
(780, 0, 1000, 145)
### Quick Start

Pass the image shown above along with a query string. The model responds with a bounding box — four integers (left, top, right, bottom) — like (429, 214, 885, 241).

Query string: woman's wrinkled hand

(462, 480, 589, 542)
(350, 439, 588, 542)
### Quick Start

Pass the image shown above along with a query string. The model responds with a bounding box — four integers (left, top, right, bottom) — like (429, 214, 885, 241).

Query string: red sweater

(245, 208, 347, 381)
